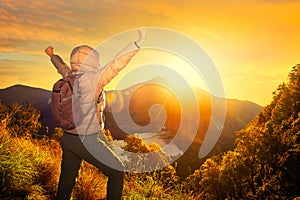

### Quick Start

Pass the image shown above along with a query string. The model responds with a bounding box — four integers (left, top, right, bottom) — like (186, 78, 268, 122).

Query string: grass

(71, 161, 107, 200)
(0, 131, 60, 199)
(0, 102, 199, 199)
(0, 124, 197, 200)
(123, 173, 194, 200)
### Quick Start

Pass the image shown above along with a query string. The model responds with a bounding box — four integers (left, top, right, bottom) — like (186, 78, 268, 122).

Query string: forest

(0, 65, 300, 199)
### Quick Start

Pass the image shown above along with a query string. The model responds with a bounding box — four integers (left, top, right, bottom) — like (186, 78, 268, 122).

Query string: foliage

(71, 161, 107, 200)
(121, 135, 171, 173)
(184, 65, 300, 199)
(0, 103, 190, 199)
(0, 130, 60, 199)
(1, 65, 300, 199)
(121, 135, 180, 189)
(50, 127, 64, 141)
(123, 172, 195, 200)
(0, 102, 42, 138)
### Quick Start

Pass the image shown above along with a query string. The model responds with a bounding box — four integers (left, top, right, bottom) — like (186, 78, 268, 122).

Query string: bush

(121, 135, 171, 173)
(71, 161, 107, 200)
(0, 102, 199, 199)
(0, 134, 60, 199)
(123, 172, 193, 200)
(0, 102, 42, 138)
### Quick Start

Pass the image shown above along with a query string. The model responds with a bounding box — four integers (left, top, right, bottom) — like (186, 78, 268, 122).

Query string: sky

(1, 0, 300, 106)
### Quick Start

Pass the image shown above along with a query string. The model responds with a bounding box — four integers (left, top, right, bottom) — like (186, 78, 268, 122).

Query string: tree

(184, 64, 300, 199)
(199, 157, 223, 199)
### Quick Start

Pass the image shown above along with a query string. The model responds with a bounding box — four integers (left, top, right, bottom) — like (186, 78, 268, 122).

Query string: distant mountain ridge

(0, 84, 50, 105)
(0, 84, 55, 133)
(0, 80, 262, 179)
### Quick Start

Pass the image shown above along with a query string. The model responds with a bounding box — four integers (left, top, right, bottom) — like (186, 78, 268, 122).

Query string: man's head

(70, 45, 100, 72)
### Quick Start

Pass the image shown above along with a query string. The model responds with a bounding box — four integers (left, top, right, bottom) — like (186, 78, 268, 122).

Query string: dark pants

(56, 133, 124, 200)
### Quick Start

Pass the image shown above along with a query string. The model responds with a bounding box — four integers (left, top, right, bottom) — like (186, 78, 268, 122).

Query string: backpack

(51, 74, 83, 130)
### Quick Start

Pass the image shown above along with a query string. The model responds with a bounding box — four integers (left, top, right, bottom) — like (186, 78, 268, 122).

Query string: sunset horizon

(1, 2, 300, 198)
(1, 0, 300, 106)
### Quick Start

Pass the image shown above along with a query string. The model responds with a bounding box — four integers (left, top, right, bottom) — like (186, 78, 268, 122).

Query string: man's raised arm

(45, 46, 71, 78)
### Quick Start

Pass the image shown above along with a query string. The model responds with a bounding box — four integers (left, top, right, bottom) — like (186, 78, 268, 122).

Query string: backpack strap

(96, 89, 104, 104)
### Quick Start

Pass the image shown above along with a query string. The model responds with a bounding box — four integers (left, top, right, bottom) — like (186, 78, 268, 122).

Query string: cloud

(0, 0, 180, 55)
(1, 0, 300, 105)
(0, 56, 59, 89)
(0, 1, 99, 52)
(257, 0, 300, 3)
(0, 59, 33, 88)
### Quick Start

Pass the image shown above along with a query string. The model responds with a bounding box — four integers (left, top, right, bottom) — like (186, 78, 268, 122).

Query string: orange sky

(0, 0, 300, 106)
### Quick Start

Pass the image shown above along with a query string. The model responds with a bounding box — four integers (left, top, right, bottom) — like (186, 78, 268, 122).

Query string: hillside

(0, 103, 187, 199)
(0, 85, 56, 134)
(101, 78, 262, 178)
(0, 65, 299, 199)
(0, 79, 262, 179)
(184, 64, 300, 199)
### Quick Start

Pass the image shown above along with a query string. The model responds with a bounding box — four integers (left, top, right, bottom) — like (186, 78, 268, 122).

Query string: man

(45, 28, 146, 200)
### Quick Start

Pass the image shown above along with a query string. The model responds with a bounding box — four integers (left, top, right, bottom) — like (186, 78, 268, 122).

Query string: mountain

(103, 77, 263, 179)
(0, 80, 262, 179)
(182, 65, 300, 199)
(0, 84, 56, 133)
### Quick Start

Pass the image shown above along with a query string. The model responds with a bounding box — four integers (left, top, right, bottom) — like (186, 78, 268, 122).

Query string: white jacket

(51, 42, 140, 135)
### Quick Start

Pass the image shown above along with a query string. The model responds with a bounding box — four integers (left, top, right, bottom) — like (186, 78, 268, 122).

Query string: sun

(105, 49, 209, 94)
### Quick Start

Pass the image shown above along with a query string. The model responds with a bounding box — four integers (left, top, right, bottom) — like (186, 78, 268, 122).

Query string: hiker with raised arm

(45, 28, 146, 200)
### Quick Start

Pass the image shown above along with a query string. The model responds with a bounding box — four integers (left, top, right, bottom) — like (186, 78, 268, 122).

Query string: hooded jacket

(50, 42, 140, 135)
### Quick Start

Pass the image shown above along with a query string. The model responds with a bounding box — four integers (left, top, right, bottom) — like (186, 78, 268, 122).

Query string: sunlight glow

(105, 49, 209, 93)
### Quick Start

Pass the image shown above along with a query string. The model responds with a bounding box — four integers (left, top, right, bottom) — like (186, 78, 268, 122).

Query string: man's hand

(136, 27, 147, 47)
(45, 46, 54, 57)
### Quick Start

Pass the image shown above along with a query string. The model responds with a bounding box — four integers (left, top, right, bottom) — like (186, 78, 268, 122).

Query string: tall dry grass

(0, 103, 108, 199)
(0, 102, 198, 199)
(0, 129, 60, 199)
